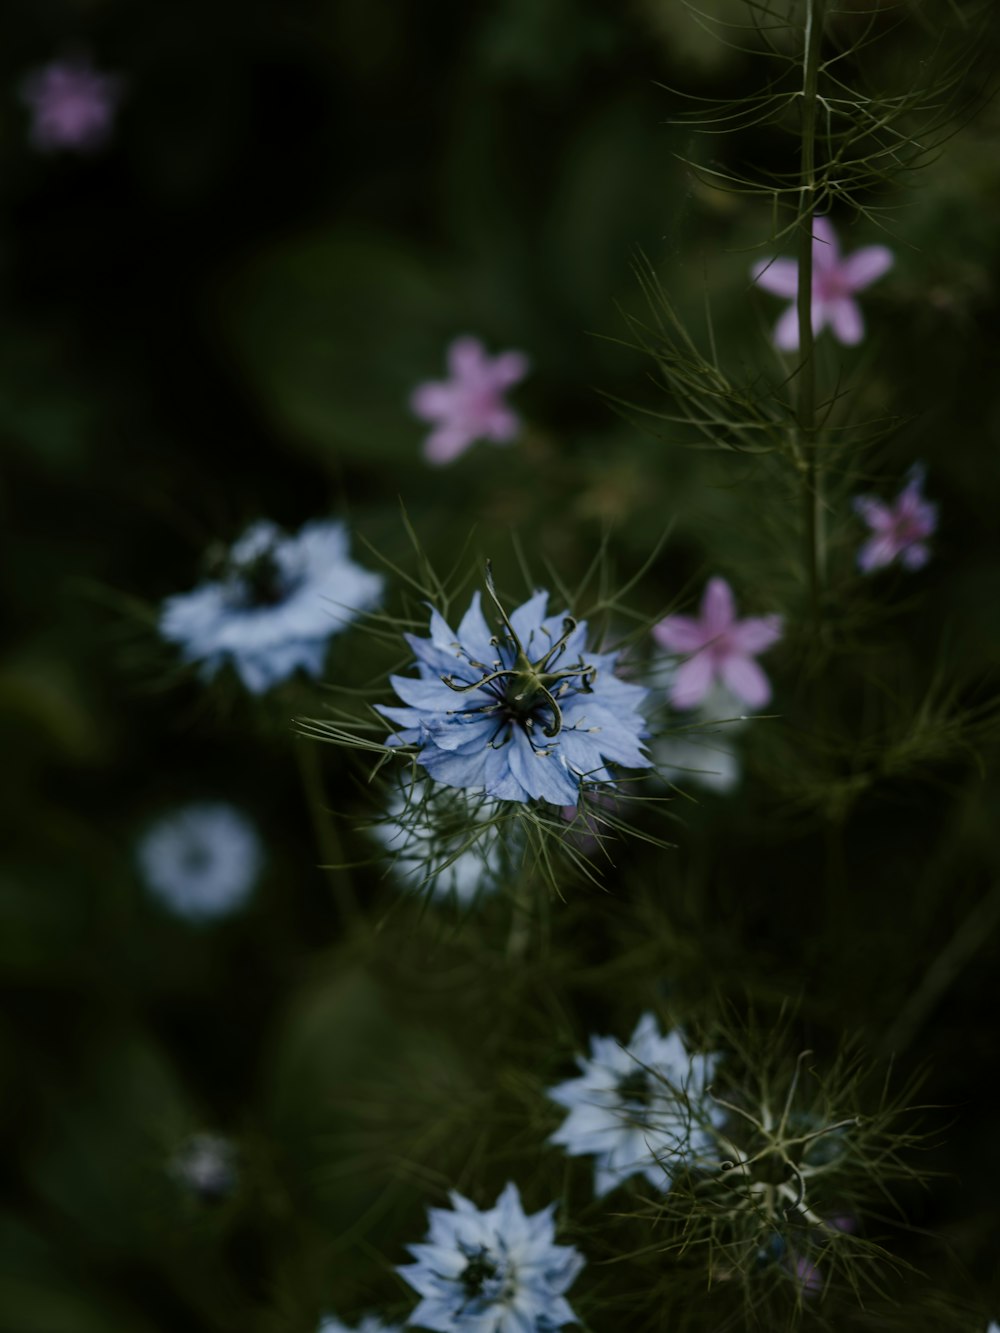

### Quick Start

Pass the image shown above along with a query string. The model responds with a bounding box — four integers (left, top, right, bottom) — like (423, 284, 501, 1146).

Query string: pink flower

(652, 578, 782, 711)
(853, 465, 937, 573)
(792, 1255, 823, 1296)
(410, 336, 529, 465)
(751, 217, 893, 350)
(19, 56, 122, 153)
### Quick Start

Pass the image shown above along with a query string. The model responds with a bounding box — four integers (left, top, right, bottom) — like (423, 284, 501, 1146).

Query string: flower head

(652, 578, 782, 711)
(137, 802, 262, 922)
(751, 217, 893, 350)
(170, 1133, 238, 1202)
(398, 1181, 584, 1332)
(369, 778, 507, 905)
(378, 566, 650, 805)
(19, 56, 122, 153)
(548, 1013, 725, 1197)
(853, 465, 937, 573)
(318, 1317, 402, 1333)
(159, 519, 382, 694)
(410, 336, 529, 465)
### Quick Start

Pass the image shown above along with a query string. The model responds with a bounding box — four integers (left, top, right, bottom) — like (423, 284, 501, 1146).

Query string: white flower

(398, 1181, 584, 1332)
(170, 1133, 238, 1201)
(652, 729, 741, 794)
(137, 802, 262, 922)
(159, 518, 383, 694)
(548, 1013, 725, 1197)
(651, 661, 745, 795)
(318, 1317, 402, 1333)
(369, 779, 506, 904)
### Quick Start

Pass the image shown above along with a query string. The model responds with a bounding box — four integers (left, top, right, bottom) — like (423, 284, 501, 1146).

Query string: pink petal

(795, 1258, 823, 1295)
(700, 577, 736, 636)
(828, 297, 864, 345)
(728, 614, 782, 655)
(447, 336, 486, 380)
(489, 350, 530, 387)
(857, 534, 899, 572)
(773, 303, 801, 351)
(751, 257, 799, 299)
(720, 654, 772, 708)
(901, 543, 930, 570)
(422, 426, 474, 465)
(841, 245, 893, 291)
(409, 381, 452, 421)
(652, 615, 707, 654)
(670, 652, 716, 710)
(852, 496, 894, 532)
(483, 406, 521, 443)
(811, 216, 840, 270)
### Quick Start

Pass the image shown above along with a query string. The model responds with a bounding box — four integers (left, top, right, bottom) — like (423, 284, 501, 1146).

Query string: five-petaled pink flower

(19, 56, 123, 153)
(853, 464, 937, 574)
(653, 578, 783, 711)
(410, 335, 529, 465)
(751, 216, 893, 351)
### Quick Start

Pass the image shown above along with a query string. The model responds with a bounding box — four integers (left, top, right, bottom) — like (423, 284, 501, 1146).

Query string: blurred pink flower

(19, 56, 122, 153)
(751, 216, 893, 350)
(793, 1255, 823, 1296)
(853, 465, 937, 573)
(410, 336, 529, 465)
(653, 578, 782, 711)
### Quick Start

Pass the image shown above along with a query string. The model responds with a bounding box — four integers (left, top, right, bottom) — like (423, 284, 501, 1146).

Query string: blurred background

(3, 1, 1000, 1330)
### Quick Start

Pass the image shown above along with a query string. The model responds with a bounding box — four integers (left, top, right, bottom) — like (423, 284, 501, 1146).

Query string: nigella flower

(410, 336, 529, 465)
(652, 578, 782, 711)
(19, 55, 123, 153)
(318, 1317, 402, 1333)
(369, 778, 507, 905)
(170, 1133, 238, 1203)
(853, 464, 937, 573)
(751, 216, 893, 350)
(548, 1013, 725, 1198)
(397, 1181, 584, 1332)
(378, 566, 650, 806)
(159, 519, 383, 694)
(137, 802, 262, 923)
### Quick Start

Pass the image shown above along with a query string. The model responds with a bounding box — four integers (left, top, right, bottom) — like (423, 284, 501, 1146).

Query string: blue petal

(457, 591, 498, 666)
(507, 727, 581, 804)
(510, 591, 549, 652)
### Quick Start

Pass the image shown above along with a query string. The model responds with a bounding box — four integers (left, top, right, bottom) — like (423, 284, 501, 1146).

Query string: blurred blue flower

(370, 778, 506, 905)
(137, 802, 262, 922)
(398, 1181, 584, 1333)
(378, 568, 650, 805)
(160, 519, 383, 694)
(318, 1317, 402, 1333)
(548, 1013, 725, 1197)
(170, 1132, 238, 1202)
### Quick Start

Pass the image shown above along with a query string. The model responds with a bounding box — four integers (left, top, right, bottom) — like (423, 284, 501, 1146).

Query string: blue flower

(398, 1181, 584, 1333)
(318, 1317, 403, 1333)
(137, 802, 262, 922)
(370, 778, 507, 905)
(170, 1132, 238, 1202)
(378, 568, 650, 805)
(548, 1013, 725, 1197)
(160, 519, 383, 694)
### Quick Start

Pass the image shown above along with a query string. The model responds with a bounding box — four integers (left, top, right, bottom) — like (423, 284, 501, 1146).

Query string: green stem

(295, 738, 361, 929)
(798, 0, 825, 629)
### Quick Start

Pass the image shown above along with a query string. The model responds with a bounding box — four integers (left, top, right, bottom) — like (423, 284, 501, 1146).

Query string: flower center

(226, 547, 299, 609)
(440, 563, 596, 745)
(460, 1248, 500, 1299)
(814, 269, 849, 302)
(616, 1069, 653, 1107)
